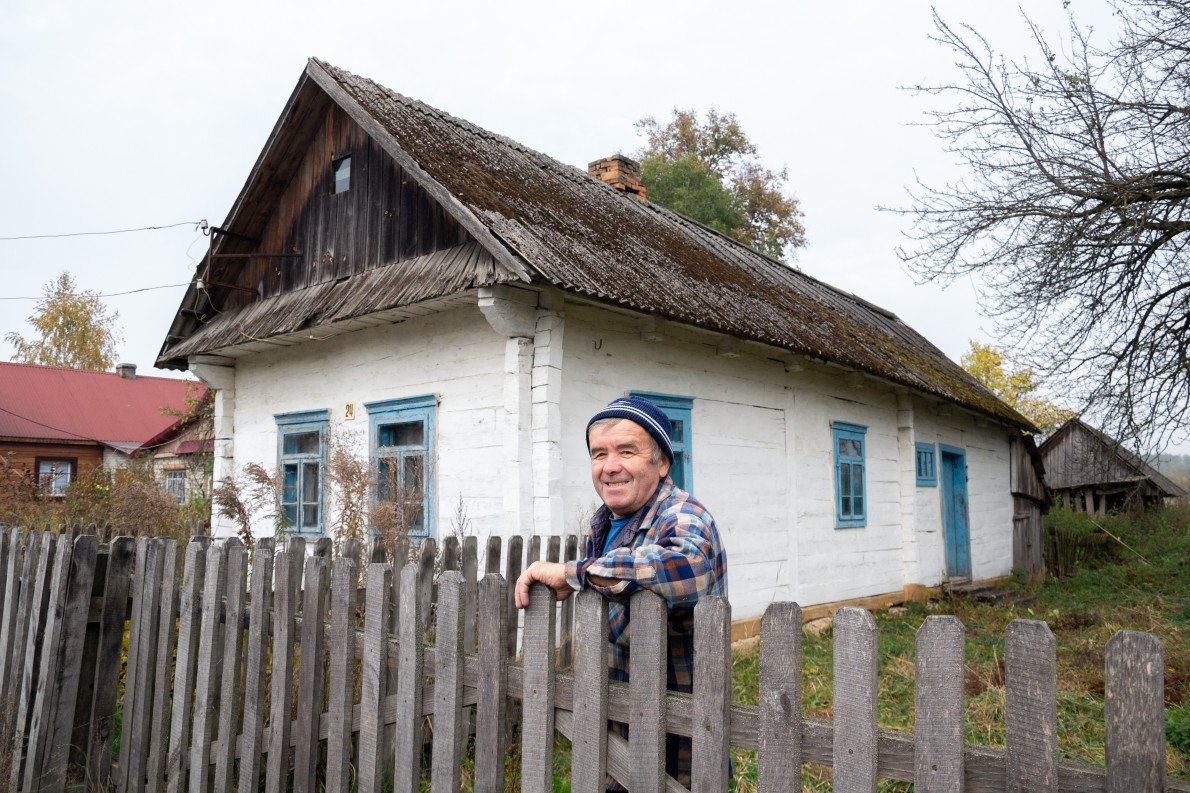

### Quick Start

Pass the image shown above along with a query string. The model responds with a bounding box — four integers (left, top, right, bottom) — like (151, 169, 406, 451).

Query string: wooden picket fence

(0, 527, 1183, 793)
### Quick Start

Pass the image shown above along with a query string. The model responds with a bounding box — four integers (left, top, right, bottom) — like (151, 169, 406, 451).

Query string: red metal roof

(0, 362, 207, 452)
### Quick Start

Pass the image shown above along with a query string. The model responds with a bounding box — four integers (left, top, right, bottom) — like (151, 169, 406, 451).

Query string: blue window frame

(832, 421, 867, 528)
(366, 395, 436, 539)
(915, 442, 937, 486)
(276, 410, 329, 534)
(630, 391, 693, 491)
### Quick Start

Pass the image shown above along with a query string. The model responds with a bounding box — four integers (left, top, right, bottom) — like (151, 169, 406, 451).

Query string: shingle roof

(0, 362, 205, 452)
(1038, 418, 1187, 497)
(159, 58, 1031, 429)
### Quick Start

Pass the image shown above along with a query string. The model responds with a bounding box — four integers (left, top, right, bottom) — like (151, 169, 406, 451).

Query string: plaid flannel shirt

(564, 477, 727, 788)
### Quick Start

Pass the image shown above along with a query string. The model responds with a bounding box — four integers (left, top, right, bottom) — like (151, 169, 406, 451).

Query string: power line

(0, 282, 190, 301)
(0, 220, 205, 241)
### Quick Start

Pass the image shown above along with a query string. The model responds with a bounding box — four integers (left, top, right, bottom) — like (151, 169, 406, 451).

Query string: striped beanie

(585, 396, 675, 464)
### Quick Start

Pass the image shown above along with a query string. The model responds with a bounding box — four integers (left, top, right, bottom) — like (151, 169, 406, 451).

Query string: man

(514, 395, 728, 788)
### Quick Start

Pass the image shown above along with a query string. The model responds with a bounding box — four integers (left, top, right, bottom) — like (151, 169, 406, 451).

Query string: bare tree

(893, 2, 1190, 451)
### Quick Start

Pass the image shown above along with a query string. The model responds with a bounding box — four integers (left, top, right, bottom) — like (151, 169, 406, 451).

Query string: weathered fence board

(358, 563, 391, 793)
(326, 557, 358, 793)
(90, 536, 134, 790)
(125, 539, 164, 793)
(1105, 630, 1165, 792)
(294, 554, 329, 793)
(629, 589, 668, 793)
(393, 564, 425, 793)
(145, 539, 181, 793)
(237, 538, 275, 793)
(757, 601, 801, 793)
(188, 541, 228, 793)
(915, 615, 965, 793)
(521, 584, 557, 793)
(1006, 619, 1058, 793)
(692, 596, 731, 793)
(474, 574, 509, 793)
(264, 547, 301, 793)
(12, 532, 56, 792)
(570, 589, 608, 793)
(164, 540, 206, 793)
(431, 571, 465, 793)
(213, 539, 247, 793)
(834, 606, 878, 793)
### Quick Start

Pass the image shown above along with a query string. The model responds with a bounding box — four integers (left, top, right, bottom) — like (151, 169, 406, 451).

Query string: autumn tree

(895, 2, 1190, 450)
(636, 109, 806, 260)
(5, 271, 122, 370)
(961, 341, 1074, 435)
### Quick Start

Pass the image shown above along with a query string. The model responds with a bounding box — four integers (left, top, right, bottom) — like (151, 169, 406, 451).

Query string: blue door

(940, 446, 971, 578)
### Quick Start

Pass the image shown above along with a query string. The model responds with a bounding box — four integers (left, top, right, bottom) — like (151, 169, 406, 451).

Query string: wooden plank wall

(0, 528, 1182, 793)
(216, 103, 470, 309)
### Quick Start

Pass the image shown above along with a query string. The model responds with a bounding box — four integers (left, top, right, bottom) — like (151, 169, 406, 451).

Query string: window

(915, 442, 937, 486)
(36, 458, 74, 497)
(164, 469, 187, 504)
(366, 395, 435, 539)
(832, 421, 867, 528)
(630, 391, 693, 491)
(276, 410, 329, 534)
(332, 155, 351, 194)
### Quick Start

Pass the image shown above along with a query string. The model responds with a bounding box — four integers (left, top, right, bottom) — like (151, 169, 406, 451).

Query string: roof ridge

(0, 360, 199, 384)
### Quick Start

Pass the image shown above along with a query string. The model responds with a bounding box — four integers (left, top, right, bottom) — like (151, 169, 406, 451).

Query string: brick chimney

(116, 362, 137, 380)
(588, 154, 647, 201)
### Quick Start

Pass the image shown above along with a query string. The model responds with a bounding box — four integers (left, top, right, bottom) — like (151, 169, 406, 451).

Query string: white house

(157, 59, 1045, 621)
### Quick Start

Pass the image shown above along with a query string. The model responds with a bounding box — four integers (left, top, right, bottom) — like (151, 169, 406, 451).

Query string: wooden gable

(209, 102, 471, 313)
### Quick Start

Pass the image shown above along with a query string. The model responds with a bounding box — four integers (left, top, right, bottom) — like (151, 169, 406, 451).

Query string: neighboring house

(157, 59, 1046, 620)
(1039, 418, 1187, 513)
(141, 391, 215, 507)
(0, 361, 206, 495)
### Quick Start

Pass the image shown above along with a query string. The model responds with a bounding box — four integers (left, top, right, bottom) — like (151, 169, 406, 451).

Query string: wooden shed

(1038, 418, 1186, 514)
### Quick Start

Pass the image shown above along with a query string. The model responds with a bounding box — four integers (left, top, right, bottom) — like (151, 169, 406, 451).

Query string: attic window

(332, 155, 351, 194)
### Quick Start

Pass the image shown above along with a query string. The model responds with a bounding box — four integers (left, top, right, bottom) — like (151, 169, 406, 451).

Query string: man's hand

(514, 561, 574, 609)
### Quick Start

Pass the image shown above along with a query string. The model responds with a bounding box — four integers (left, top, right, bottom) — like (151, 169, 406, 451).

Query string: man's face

(588, 419, 671, 518)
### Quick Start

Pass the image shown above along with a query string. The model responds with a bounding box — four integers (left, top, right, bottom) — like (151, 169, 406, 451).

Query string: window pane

(283, 503, 297, 527)
(403, 454, 424, 489)
(333, 155, 351, 194)
(851, 463, 865, 499)
(408, 504, 424, 533)
(379, 421, 424, 448)
(282, 464, 298, 505)
(669, 419, 684, 439)
(853, 495, 864, 516)
(302, 462, 319, 502)
(838, 438, 862, 457)
(302, 504, 319, 529)
(283, 431, 319, 455)
(378, 458, 395, 500)
(840, 462, 851, 497)
(840, 494, 853, 517)
(671, 450, 685, 490)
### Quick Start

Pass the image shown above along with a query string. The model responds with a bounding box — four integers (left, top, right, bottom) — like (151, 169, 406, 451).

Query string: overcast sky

(8, 1, 1171, 447)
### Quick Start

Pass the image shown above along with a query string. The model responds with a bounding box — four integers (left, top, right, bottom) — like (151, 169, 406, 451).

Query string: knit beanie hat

(585, 396, 675, 465)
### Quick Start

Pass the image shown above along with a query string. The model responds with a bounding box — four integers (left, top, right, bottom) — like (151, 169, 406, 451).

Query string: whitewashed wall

(225, 306, 507, 541)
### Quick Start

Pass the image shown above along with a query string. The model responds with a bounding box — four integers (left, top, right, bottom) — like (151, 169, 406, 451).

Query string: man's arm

(513, 560, 576, 609)
(564, 509, 721, 607)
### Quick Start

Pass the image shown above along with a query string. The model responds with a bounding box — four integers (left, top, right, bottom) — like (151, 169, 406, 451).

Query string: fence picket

(358, 563, 392, 793)
(757, 601, 802, 793)
(431, 571, 465, 793)
(213, 538, 248, 793)
(188, 540, 228, 793)
(629, 589, 667, 793)
(90, 537, 134, 791)
(526, 535, 541, 566)
(164, 539, 207, 793)
(1105, 630, 1165, 792)
(24, 533, 74, 793)
(6, 531, 41, 705)
(12, 532, 56, 792)
(1005, 619, 1057, 793)
(117, 537, 149, 793)
(67, 528, 102, 775)
(417, 538, 436, 638)
(484, 535, 501, 575)
(570, 588, 608, 793)
(833, 606, 878, 793)
(264, 548, 302, 793)
(443, 536, 460, 571)
(559, 533, 578, 667)
(0, 527, 20, 703)
(385, 536, 408, 762)
(393, 564, 425, 793)
(326, 557, 358, 793)
(503, 535, 523, 658)
(474, 574, 509, 793)
(39, 535, 97, 793)
(692, 596, 731, 793)
(126, 539, 164, 793)
(462, 536, 477, 654)
(144, 540, 181, 793)
(521, 583, 557, 793)
(237, 538, 275, 793)
(294, 554, 329, 793)
(915, 615, 965, 793)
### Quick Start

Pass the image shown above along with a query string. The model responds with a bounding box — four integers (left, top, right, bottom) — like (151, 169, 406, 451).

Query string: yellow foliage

(961, 341, 1074, 433)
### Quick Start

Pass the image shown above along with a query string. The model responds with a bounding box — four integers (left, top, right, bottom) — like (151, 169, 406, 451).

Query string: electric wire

(0, 220, 204, 241)
(0, 282, 190, 301)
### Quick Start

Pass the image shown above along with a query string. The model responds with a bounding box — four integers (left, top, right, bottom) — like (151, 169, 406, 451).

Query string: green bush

(1168, 704, 1190, 756)
(1044, 507, 1119, 577)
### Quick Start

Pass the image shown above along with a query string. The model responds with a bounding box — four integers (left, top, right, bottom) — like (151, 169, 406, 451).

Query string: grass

(728, 503, 1190, 790)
